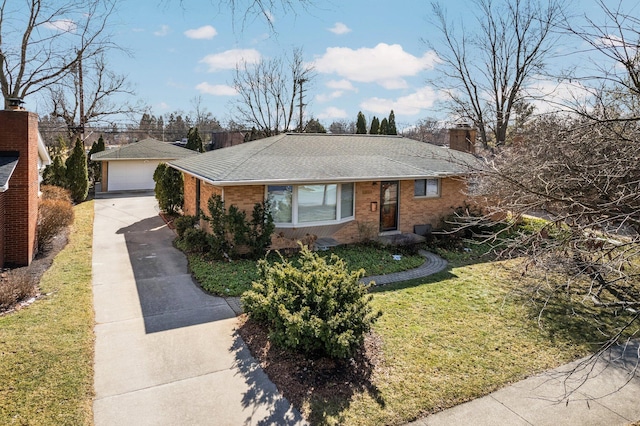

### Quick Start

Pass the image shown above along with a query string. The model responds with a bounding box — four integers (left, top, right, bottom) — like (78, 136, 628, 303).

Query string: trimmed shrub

(180, 228, 211, 253)
(40, 185, 72, 203)
(174, 215, 198, 238)
(37, 198, 74, 251)
(0, 269, 35, 310)
(242, 246, 382, 359)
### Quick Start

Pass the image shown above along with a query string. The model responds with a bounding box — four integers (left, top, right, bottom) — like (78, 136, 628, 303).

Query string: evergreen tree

(65, 138, 89, 203)
(379, 118, 389, 135)
(304, 118, 326, 133)
(42, 154, 67, 187)
(387, 110, 398, 135)
(369, 116, 380, 135)
(185, 127, 204, 152)
(356, 111, 367, 134)
(153, 163, 184, 214)
(88, 135, 106, 184)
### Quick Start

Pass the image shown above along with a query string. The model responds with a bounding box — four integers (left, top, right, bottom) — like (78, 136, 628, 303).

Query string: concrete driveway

(92, 194, 305, 425)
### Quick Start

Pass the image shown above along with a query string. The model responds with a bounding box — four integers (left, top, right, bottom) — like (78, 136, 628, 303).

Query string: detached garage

(91, 138, 198, 192)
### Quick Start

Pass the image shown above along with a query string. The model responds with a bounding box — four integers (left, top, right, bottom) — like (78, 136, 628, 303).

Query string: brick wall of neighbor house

(0, 192, 5, 268)
(399, 177, 467, 233)
(0, 110, 39, 267)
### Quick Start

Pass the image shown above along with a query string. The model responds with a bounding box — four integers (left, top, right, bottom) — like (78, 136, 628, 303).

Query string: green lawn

(186, 244, 425, 297)
(299, 252, 626, 425)
(0, 201, 95, 425)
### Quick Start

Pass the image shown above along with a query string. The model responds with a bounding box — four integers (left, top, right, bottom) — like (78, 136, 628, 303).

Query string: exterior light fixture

(370, 201, 378, 212)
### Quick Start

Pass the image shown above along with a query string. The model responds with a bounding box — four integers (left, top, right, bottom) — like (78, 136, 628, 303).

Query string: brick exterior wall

(181, 175, 469, 247)
(101, 161, 109, 192)
(0, 110, 39, 267)
(0, 192, 5, 268)
(397, 177, 467, 233)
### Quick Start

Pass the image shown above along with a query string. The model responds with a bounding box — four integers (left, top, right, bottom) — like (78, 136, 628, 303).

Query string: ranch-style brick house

(169, 131, 477, 247)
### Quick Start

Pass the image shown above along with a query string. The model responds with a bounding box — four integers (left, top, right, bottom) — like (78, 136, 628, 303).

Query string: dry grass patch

(0, 201, 95, 425)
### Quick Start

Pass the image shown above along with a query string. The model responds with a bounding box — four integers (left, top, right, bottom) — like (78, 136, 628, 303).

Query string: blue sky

(31, 0, 634, 131)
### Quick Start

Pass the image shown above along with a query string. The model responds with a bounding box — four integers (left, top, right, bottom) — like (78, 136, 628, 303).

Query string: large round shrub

(242, 246, 382, 359)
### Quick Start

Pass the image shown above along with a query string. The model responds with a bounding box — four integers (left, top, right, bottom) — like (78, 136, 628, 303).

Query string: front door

(380, 181, 399, 232)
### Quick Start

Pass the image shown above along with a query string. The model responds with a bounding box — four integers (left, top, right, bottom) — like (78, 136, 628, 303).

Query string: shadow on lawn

(234, 317, 385, 425)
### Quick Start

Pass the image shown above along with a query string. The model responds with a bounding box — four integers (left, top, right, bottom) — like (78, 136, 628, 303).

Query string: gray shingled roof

(169, 133, 478, 185)
(0, 152, 19, 192)
(91, 138, 199, 161)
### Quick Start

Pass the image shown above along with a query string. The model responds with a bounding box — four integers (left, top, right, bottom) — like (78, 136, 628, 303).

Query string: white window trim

(266, 182, 356, 227)
(414, 178, 441, 199)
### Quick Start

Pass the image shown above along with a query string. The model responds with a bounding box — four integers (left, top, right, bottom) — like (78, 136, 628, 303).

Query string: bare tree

(427, 0, 565, 149)
(403, 118, 447, 144)
(328, 120, 355, 134)
(0, 0, 117, 108)
(231, 48, 314, 136)
(49, 53, 136, 141)
(560, 0, 640, 123)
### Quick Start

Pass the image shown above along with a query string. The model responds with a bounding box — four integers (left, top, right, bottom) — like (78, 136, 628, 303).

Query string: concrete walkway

(92, 195, 305, 426)
(408, 341, 640, 425)
(361, 249, 448, 286)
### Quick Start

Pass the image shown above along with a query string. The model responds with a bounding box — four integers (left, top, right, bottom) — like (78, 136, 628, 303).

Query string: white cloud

(316, 91, 344, 103)
(314, 43, 439, 89)
(195, 82, 237, 96)
(43, 19, 77, 33)
(326, 79, 356, 91)
(317, 107, 349, 120)
(184, 25, 218, 40)
(360, 86, 442, 116)
(154, 25, 170, 36)
(199, 49, 262, 72)
(156, 102, 170, 111)
(524, 78, 590, 114)
(328, 22, 351, 35)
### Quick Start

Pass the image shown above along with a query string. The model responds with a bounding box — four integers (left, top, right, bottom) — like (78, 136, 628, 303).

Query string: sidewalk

(92, 195, 305, 426)
(408, 341, 640, 426)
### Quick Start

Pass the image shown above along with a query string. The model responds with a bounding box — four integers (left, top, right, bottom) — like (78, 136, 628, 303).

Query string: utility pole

(297, 78, 307, 133)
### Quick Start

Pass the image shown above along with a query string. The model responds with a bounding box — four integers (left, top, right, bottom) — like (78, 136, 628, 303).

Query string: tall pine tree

(379, 118, 389, 135)
(185, 127, 204, 152)
(369, 116, 380, 135)
(88, 135, 106, 184)
(356, 111, 367, 134)
(387, 110, 397, 135)
(65, 138, 89, 203)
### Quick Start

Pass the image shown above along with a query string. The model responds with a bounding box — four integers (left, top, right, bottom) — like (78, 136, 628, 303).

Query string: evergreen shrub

(242, 245, 382, 359)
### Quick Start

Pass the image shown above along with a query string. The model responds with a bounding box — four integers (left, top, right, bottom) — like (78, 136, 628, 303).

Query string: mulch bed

(236, 314, 386, 419)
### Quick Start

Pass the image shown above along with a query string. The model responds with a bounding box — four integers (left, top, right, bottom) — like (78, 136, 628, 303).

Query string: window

(414, 178, 440, 197)
(267, 183, 355, 225)
(340, 183, 354, 219)
(267, 185, 292, 223)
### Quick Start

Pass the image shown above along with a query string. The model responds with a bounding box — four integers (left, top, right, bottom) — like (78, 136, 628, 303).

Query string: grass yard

(292, 252, 628, 425)
(0, 201, 95, 425)
(186, 244, 425, 297)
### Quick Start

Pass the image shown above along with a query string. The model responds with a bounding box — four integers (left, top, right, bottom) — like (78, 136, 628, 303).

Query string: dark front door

(380, 181, 399, 232)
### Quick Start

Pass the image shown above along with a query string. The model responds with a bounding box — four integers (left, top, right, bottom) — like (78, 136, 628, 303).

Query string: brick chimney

(449, 124, 476, 154)
(0, 99, 39, 267)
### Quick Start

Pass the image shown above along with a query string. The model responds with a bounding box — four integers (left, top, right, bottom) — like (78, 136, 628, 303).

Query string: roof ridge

(218, 133, 287, 180)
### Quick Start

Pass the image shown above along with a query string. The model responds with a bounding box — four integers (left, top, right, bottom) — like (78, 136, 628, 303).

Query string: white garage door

(108, 160, 162, 191)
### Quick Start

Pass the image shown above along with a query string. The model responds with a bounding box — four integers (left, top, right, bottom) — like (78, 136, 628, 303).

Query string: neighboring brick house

(169, 132, 477, 247)
(0, 105, 51, 268)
